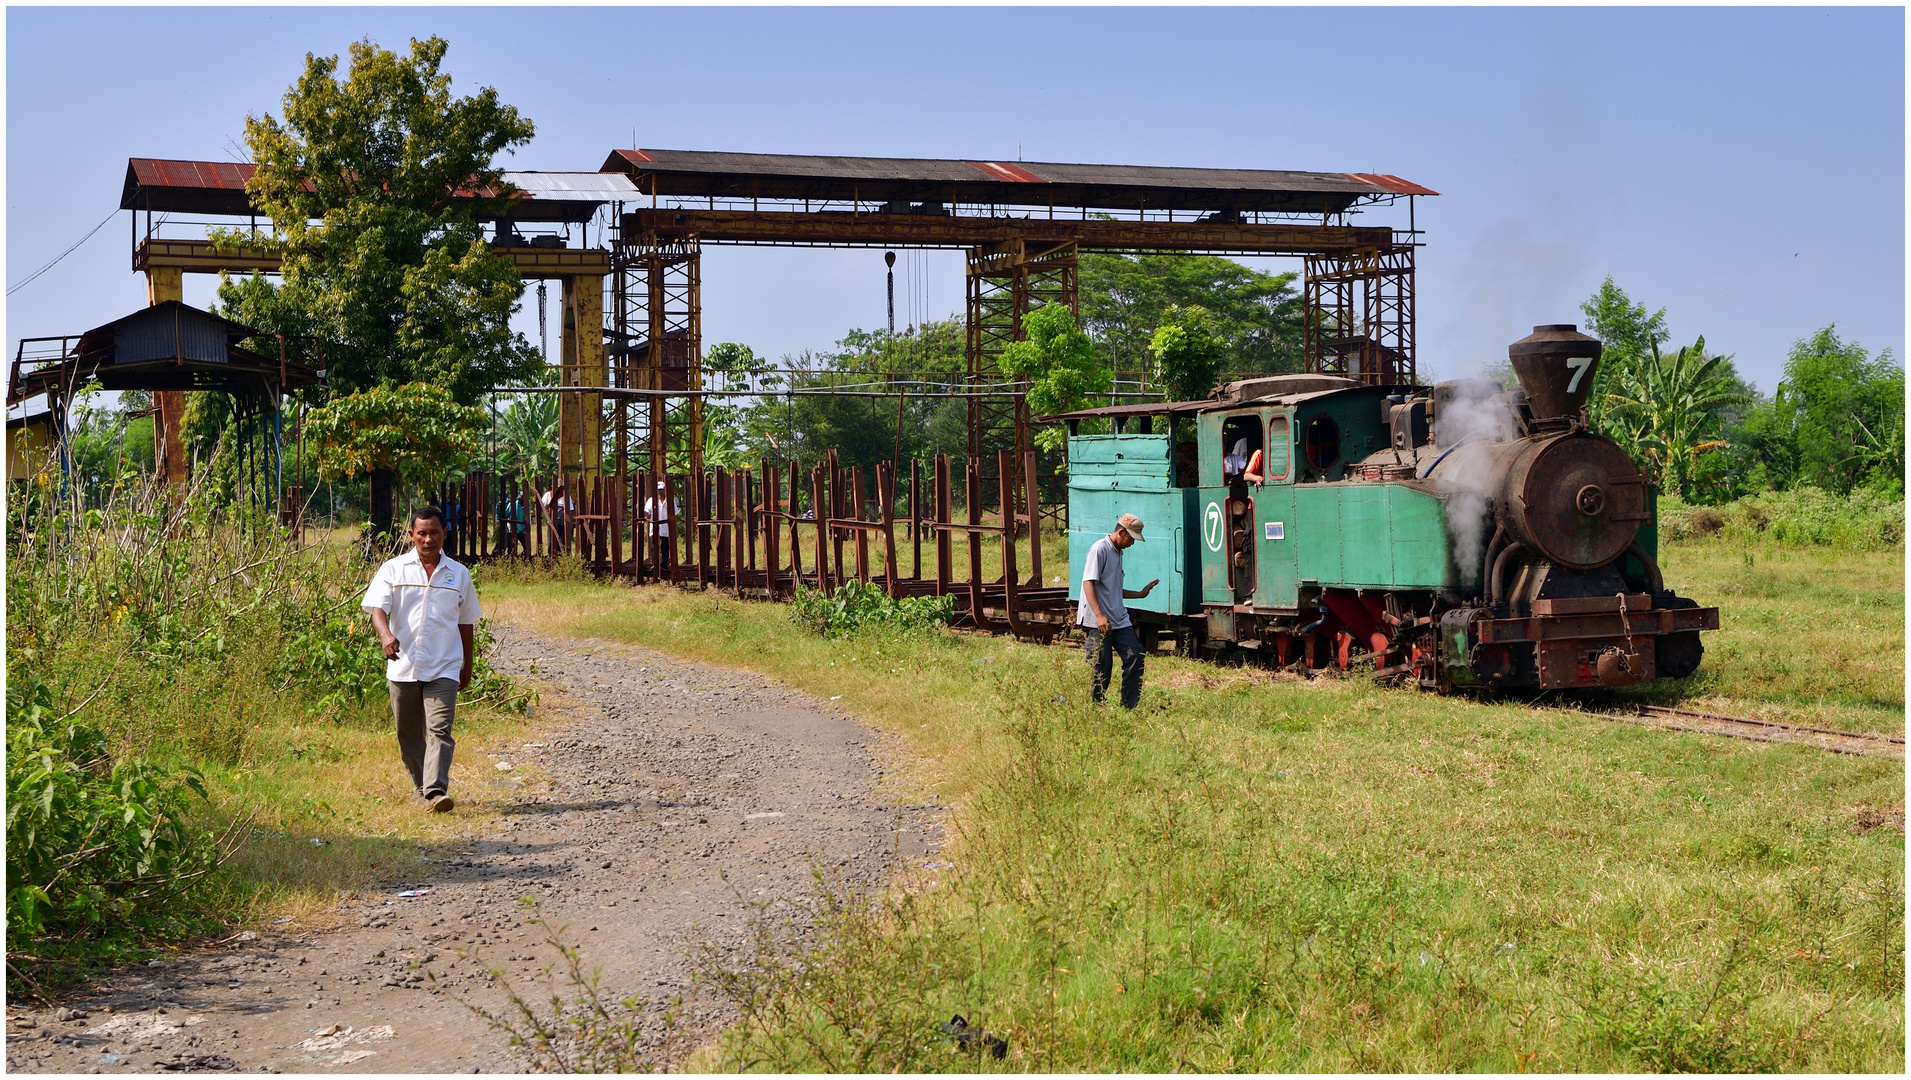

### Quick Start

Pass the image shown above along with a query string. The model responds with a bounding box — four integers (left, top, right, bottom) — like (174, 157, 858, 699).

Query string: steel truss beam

(1303, 245, 1417, 385)
(622, 209, 1393, 255)
(612, 232, 703, 479)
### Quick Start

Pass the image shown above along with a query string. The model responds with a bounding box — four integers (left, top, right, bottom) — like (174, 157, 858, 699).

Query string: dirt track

(5, 627, 944, 1073)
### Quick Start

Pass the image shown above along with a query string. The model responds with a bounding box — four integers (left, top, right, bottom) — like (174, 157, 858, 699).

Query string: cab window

(1263, 415, 1291, 481)
(1221, 415, 1262, 483)
(1303, 415, 1342, 476)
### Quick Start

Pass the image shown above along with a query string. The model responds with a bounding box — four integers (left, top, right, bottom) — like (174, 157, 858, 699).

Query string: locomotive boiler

(1058, 325, 1720, 691)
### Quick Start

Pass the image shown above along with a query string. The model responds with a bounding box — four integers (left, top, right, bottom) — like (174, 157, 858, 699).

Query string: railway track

(1565, 702, 1905, 759)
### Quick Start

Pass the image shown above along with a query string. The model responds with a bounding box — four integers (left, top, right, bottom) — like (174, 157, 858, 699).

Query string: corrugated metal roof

(122, 159, 259, 214)
(604, 148, 1436, 214)
(120, 160, 636, 220)
(500, 172, 641, 199)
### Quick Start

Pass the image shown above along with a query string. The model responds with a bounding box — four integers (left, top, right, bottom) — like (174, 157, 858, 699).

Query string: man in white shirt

(1223, 438, 1250, 481)
(643, 480, 676, 570)
(361, 506, 483, 813)
(1077, 512, 1158, 709)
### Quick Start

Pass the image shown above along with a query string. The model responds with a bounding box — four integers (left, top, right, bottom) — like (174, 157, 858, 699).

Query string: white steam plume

(1432, 385, 1518, 589)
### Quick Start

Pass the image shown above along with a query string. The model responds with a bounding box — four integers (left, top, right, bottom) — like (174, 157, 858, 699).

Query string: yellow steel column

(557, 275, 606, 482)
(575, 274, 605, 479)
(145, 267, 189, 488)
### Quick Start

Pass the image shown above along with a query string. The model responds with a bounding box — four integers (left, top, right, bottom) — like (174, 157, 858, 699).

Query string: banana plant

(1605, 337, 1738, 499)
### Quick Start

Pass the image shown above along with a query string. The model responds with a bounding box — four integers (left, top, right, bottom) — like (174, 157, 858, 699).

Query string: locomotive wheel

(1655, 596, 1705, 679)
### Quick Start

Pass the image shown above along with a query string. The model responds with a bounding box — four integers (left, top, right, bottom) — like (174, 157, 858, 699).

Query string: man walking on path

(1078, 512, 1158, 709)
(362, 506, 482, 813)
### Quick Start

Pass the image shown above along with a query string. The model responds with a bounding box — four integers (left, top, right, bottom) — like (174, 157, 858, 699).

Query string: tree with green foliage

(215, 36, 542, 405)
(1148, 304, 1228, 404)
(702, 342, 771, 469)
(1080, 251, 1302, 377)
(303, 382, 486, 495)
(1579, 276, 1671, 429)
(998, 304, 1111, 453)
(1764, 327, 1903, 496)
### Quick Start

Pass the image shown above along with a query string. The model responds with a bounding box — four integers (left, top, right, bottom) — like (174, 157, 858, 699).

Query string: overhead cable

(7, 209, 120, 297)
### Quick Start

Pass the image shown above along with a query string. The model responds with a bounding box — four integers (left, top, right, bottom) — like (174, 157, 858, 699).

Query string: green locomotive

(1059, 325, 1720, 691)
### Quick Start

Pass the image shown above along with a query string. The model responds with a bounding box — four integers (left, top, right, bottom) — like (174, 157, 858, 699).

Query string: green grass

(481, 551, 1904, 1072)
(1641, 540, 1903, 733)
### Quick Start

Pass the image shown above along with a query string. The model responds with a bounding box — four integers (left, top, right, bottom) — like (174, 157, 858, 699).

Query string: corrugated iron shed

(9, 302, 321, 401)
(603, 148, 1437, 214)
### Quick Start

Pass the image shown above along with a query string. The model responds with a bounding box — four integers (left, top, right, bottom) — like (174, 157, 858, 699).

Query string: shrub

(788, 580, 955, 638)
(5, 468, 526, 984)
(6, 677, 229, 958)
(1661, 487, 1904, 549)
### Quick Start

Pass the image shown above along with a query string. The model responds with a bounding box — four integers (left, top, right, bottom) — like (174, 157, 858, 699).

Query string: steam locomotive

(1058, 325, 1720, 691)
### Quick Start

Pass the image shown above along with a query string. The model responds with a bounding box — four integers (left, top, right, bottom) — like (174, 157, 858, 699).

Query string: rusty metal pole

(787, 459, 803, 589)
(1000, 449, 1021, 635)
(811, 464, 829, 594)
(878, 462, 899, 598)
(851, 465, 869, 584)
(965, 455, 984, 626)
(934, 453, 952, 598)
(752, 454, 768, 596)
(910, 456, 922, 582)
(1023, 447, 1043, 586)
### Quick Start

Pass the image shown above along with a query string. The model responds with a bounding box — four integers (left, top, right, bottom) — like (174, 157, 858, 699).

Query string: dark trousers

(389, 678, 458, 798)
(1084, 625, 1145, 709)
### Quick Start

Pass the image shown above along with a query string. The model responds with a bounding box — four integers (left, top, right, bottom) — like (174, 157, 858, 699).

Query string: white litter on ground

(292, 1023, 395, 1053)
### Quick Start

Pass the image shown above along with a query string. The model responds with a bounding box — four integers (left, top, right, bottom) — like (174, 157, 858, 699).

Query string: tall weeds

(5, 464, 522, 990)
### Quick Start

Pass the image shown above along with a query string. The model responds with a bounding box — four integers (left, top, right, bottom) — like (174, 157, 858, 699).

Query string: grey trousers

(389, 678, 458, 798)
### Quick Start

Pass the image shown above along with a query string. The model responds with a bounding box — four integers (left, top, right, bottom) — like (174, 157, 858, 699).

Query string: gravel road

(6, 626, 943, 1073)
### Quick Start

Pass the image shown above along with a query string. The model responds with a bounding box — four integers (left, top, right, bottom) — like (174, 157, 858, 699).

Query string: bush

(788, 580, 955, 638)
(1661, 487, 1904, 549)
(6, 677, 227, 960)
(5, 470, 527, 984)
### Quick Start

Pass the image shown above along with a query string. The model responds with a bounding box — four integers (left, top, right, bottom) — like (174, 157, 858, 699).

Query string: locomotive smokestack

(1509, 324, 1602, 425)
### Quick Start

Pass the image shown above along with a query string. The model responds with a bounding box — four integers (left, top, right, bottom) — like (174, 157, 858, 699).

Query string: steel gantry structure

(113, 149, 1433, 494)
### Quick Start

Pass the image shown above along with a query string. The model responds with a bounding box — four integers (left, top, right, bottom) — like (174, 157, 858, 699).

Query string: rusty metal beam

(623, 208, 1393, 254)
(136, 238, 611, 278)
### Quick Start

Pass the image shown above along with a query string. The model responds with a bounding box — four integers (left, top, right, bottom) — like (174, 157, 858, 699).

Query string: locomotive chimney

(1508, 324, 1602, 427)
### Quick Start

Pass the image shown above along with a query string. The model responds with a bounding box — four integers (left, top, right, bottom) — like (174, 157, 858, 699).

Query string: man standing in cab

(1078, 512, 1158, 710)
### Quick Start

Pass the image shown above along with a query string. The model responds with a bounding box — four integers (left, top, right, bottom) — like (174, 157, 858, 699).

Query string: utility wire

(8, 208, 119, 297)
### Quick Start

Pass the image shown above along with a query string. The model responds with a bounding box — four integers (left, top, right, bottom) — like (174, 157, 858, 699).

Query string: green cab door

(1254, 414, 1298, 610)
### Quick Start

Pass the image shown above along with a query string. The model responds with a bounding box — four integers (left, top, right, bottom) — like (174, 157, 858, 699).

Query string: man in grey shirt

(1078, 512, 1158, 709)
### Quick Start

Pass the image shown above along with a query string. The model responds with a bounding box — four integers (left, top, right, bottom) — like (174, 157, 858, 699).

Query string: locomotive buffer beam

(1474, 604, 1720, 645)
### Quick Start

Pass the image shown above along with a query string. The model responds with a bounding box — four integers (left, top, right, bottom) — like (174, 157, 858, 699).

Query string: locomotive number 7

(1566, 356, 1592, 394)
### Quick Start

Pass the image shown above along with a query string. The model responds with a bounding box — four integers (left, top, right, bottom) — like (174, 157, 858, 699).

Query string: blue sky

(6, 6, 1904, 402)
